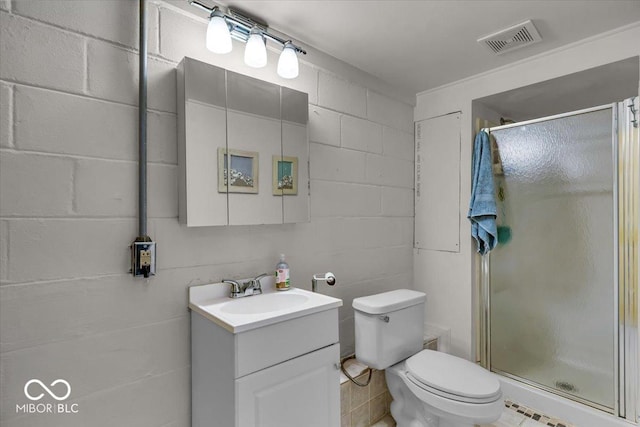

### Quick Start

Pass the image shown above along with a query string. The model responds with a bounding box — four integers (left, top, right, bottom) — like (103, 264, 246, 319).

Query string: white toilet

(353, 289, 503, 427)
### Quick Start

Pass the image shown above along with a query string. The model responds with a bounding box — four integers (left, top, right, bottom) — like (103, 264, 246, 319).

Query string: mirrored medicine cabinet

(177, 57, 310, 226)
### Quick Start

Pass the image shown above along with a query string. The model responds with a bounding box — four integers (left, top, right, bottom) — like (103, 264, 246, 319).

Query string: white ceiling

(205, 0, 640, 96)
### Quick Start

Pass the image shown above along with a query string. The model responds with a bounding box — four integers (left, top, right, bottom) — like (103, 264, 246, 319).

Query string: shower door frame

(477, 99, 639, 423)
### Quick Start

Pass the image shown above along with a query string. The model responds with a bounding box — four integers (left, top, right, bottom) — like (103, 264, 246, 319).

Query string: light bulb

(244, 29, 267, 68)
(277, 43, 299, 79)
(206, 13, 232, 54)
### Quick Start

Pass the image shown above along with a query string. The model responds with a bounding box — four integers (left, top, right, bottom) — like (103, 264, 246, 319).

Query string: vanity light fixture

(277, 42, 299, 79)
(190, 1, 306, 79)
(206, 10, 232, 54)
(244, 27, 267, 68)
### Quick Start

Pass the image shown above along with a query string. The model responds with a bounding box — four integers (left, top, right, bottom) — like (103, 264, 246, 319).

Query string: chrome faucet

(223, 273, 269, 298)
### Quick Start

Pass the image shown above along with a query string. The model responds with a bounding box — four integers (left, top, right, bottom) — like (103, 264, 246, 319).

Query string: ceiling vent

(478, 20, 542, 55)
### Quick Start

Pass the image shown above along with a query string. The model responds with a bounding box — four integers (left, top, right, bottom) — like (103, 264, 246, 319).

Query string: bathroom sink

(220, 293, 309, 315)
(189, 282, 342, 333)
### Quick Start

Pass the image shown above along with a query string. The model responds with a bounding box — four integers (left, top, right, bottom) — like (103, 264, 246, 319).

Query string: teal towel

(468, 131, 497, 255)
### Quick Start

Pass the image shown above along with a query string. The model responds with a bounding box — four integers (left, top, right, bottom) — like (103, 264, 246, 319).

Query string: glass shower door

(488, 106, 615, 410)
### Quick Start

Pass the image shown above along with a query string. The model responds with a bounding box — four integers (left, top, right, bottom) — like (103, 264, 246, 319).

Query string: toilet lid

(405, 350, 501, 403)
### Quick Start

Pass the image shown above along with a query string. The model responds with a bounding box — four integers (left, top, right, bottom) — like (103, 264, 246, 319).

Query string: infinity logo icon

(24, 379, 71, 401)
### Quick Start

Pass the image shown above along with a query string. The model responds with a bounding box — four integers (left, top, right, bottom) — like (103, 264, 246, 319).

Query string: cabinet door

(281, 87, 309, 223)
(226, 72, 283, 225)
(178, 59, 228, 226)
(236, 344, 340, 427)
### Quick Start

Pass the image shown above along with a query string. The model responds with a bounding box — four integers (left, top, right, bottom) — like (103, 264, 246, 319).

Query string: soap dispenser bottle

(275, 254, 290, 291)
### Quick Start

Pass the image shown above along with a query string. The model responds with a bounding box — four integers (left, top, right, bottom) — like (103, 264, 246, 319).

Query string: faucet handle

(222, 279, 241, 297)
(253, 273, 269, 282)
(252, 273, 269, 292)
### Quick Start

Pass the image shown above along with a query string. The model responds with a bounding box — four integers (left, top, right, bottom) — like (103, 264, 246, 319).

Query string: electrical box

(131, 240, 156, 278)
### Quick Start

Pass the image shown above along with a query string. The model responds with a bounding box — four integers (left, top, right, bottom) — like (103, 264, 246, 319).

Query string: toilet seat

(405, 350, 501, 404)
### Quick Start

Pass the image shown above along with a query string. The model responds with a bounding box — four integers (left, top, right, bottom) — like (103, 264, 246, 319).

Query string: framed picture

(218, 148, 259, 194)
(272, 156, 298, 195)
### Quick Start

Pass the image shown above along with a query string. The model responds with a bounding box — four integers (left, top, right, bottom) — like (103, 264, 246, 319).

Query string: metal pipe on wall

(138, 0, 148, 236)
(130, 0, 156, 278)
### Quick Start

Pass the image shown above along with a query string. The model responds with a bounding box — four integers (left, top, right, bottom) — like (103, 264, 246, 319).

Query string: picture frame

(272, 156, 298, 195)
(218, 148, 259, 194)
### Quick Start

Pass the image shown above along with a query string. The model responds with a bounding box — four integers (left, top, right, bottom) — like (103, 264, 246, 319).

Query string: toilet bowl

(353, 289, 502, 427)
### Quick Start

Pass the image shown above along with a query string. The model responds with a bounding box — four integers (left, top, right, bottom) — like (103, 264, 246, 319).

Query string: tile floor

(369, 409, 547, 427)
(479, 400, 575, 427)
(371, 403, 574, 427)
(479, 408, 546, 427)
(370, 414, 395, 426)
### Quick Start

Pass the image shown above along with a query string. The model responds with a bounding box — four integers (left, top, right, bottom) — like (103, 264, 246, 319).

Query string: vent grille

(478, 20, 542, 55)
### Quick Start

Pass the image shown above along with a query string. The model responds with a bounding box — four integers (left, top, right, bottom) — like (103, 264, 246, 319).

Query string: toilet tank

(353, 289, 426, 370)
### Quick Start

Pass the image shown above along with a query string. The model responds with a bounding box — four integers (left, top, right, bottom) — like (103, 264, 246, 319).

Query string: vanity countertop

(189, 280, 342, 334)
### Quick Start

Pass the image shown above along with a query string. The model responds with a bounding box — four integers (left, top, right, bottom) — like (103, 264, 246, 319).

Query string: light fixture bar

(189, 0, 212, 14)
(189, 1, 307, 55)
(227, 8, 267, 33)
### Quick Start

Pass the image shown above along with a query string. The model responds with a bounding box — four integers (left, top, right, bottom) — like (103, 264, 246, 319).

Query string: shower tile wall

(0, 1, 414, 426)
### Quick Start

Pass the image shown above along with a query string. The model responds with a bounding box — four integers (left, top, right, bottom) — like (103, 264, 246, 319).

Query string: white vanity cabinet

(235, 343, 340, 427)
(190, 284, 342, 427)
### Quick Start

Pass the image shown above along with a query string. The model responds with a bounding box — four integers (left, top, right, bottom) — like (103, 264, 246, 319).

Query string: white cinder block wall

(0, 1, 414, 425)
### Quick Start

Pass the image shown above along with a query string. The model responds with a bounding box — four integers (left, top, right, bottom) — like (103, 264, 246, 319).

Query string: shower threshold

(493, 368, 613, 415)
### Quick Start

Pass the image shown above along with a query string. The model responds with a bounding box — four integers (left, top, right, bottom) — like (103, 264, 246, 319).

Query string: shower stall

(478, 97, 639, 423)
